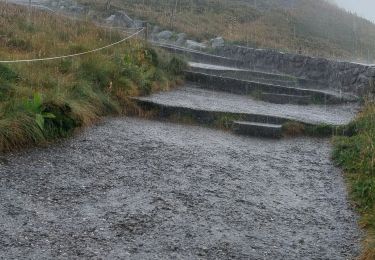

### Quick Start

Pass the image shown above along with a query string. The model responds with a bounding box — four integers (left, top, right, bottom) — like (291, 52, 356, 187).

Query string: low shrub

(6, 38, 32, 51)
(165, 56, 188, 75)
(0, 64, 19, 82)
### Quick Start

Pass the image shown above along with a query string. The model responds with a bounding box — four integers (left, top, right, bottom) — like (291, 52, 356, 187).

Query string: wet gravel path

(137, 86, 359, 125)
(0, 117, 361, 259)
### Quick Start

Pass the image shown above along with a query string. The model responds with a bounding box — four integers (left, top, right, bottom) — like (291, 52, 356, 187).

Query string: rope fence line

(0, 1, 147, 63)
(0, 28, 145, 63)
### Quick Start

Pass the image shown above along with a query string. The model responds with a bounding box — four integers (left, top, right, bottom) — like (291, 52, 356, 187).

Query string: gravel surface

(0, 117, 361, 259)
(137, 85, 359, 125)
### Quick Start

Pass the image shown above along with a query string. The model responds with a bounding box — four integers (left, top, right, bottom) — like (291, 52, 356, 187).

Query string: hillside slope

(82, 0, 375, 62)
(0, 2, 182, 152)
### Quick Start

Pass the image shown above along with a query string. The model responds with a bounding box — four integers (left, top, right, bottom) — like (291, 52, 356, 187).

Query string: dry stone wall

(215, 46, 375, 96)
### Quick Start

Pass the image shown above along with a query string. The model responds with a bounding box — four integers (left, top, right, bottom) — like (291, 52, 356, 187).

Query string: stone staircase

(189, 62, 319, 89)
(184, 71, 355, 105)
(134, 45, 360, 138)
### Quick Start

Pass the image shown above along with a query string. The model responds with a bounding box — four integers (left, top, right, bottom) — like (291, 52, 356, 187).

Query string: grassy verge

(0, 3, 186, 153)
(332, 102, 375, 259)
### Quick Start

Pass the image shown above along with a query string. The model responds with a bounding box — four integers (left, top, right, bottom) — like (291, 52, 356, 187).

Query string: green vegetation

(282, 121, 306, 136)
(82, 0, 375, 62)
(0, 3, 184, 152)
(305, 123, 339, 137)
(333, 102, 375, 260)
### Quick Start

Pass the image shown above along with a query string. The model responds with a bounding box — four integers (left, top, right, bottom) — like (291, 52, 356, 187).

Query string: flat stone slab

(189, 62, 245, 71)
(154, 43, 241, 68)
(189, 62, 295, 81)
(232, 121, 283, 138)
(260, 92, 312, 105)
(136, 85, 359, 126)
(185, 71, 358, 104)
(189, 64, 314, 89)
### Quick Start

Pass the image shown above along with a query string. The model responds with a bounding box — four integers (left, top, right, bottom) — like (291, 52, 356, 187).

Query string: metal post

(144, 22, 149, 42)
(28, 0, 31, 25)
(106, 0, 112, 11)
(369, 75, 375, 101)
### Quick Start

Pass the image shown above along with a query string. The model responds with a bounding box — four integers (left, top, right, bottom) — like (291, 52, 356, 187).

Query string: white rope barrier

(0, 28, 145, 63)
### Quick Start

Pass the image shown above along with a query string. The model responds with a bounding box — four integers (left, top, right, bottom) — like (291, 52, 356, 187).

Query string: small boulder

(186, 40, 207, 50)
(105, 14, 116, 23)
(175, 33, 187, 46)
(152, 26, 161, 34)
(357, 74, 369, 84)
(157, 30, 174, 40)
(210, 37, 224, 48)
(132, 19, 144, 29)
(114, 11, 134, 26)
(365, 66, 375, 77)
(69, 6, 85, 14)
(105, 11, 134, 27)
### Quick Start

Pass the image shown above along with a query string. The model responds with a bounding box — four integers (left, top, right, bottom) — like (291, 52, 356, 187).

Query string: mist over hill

(335, 0, 375, 23)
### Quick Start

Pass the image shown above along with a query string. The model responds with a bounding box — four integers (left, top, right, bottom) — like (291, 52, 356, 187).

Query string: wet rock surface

(214, 45, 375, 96)
(189, 62, 244, 71)
(0, 118, 361, 259)
(137, 85, 359, 125)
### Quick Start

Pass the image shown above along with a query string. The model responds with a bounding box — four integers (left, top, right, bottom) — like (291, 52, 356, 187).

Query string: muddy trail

(0, 118, 361, 259)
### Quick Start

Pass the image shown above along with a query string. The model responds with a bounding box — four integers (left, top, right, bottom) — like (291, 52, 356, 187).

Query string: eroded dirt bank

(0, 118, 360, 259)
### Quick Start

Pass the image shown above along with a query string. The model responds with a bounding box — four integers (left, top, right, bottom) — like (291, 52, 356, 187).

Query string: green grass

(0, 3, 185, 152)
(333, 102, 375, 259)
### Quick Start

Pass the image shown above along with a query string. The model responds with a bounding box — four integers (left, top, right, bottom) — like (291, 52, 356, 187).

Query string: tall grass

(0, 3, 184, 152)
(333, 102, 375, 259)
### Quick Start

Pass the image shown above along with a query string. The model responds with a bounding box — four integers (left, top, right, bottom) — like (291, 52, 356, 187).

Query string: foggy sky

(335, 0, 375, 22)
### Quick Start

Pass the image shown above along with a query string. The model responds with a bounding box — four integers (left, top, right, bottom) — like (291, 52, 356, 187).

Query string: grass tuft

(282, 121, 305, 136)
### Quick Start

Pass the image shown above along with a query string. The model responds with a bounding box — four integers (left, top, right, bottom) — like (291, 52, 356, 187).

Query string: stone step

(133, 97, 290, 126)
(232, 121, 283, 138)
(131, 85, 358, 126)
(260, 93, 312, 105)
(153, 42, 242, 68)
(185, 71, 355, 104)
(131, 85, 359, 137)
(189, 63, 297, 82)
(156, 44, 302, 86)
(156, 44, 328, 91)
(189, 65, 323, 89)
(155, 43, 327, 90)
